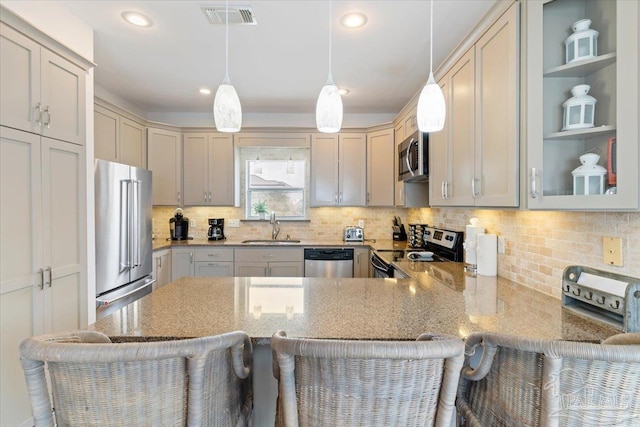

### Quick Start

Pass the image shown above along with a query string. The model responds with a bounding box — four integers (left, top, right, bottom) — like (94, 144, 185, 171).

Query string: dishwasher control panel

(343, 226, 364, 242)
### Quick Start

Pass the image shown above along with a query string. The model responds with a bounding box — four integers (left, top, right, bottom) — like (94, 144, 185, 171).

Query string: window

(246, 159, 306, 219)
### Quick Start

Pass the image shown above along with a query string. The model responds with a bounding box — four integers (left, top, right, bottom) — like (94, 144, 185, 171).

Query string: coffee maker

(208, 218, 225, 241)
(169, 208, 190, 240)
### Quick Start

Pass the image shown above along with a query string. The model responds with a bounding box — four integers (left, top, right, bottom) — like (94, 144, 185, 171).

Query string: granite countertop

(152, 238, 392, 251)
(90, 264, 618, 343)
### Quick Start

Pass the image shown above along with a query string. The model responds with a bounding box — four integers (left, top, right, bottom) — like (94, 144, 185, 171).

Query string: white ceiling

(53, 0, 496, 119)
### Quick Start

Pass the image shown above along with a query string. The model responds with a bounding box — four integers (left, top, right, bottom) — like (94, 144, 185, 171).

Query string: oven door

(370, 252, 393, 278)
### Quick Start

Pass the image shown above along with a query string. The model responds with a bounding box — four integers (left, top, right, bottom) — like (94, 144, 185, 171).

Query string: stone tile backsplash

(153, 205, 640, 299)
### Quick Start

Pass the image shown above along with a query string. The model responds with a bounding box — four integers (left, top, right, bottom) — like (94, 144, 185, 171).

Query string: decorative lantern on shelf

(562, 84, 596, 131)
(565, 19, 598, 64)
(572, 153, 607, 195)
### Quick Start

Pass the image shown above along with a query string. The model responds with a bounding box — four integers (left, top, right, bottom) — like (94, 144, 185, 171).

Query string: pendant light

(316, 0, 343, 133)
(214, 0, 242, 132)
(417, 0, 446, 132)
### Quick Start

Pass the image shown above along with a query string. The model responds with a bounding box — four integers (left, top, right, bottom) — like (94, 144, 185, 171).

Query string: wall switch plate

(603, 237, 623, 266)
(498, 236, 506, 254)
(190, 219, 196, 228)
(228, 219, 240, 228)
(357, 219, 365, 228)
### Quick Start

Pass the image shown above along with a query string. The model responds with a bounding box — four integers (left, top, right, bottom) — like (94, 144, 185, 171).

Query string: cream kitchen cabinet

(0, 22, 86, 146)
(1, 126, 86, 427)
(524, 0, 639, 210)
(310, 133, 366, 206)
(182, 132, 234, 206)
(366, 128, 394, 206)
(171, 247, 195, 280)
(430, 2, 519, 207)
(94, 104, 146, 168)
(148, 127, 182, 205)
(353, 247, 370, 278)
(194, 248, 234, 277)
(234, 248, 303, 277)
(152, 248, 172, 291)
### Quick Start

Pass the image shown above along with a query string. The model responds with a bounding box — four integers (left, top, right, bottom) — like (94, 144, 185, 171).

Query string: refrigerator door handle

(96, 278, 156, 307)
(132, 180, 141, 267)
(120, 180, 131, 270)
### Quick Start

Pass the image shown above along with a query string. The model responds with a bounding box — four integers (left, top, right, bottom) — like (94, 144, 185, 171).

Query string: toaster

(343, 226, 364, 242)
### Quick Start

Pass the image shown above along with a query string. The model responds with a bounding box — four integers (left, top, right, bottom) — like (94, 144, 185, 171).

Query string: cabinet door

(474, 2, 519, 207)
(171, 248, 194, 281)
(448, 48, 476, 206)
(119, 117, 145, 168)
(429, 77, 451, 206)
(183, 133, 209, 205)
(195, 262, 234, 277)
(339, 134, 367, 206)
(235, 262, 268, 277)
(268, 262, 303, 277)
(310, 134, 339, 206)
(394, 123, 405, 206)
(40, 49, 86, 145)
(0, 23, 41, 134)
(94, 105, 118, 162)
(41, 137, 86, 333)
(148, 127, 182, 205)
(367, 129, 394, 206)
(353, 247, 370, 278)
(208, 133, 234, 205)
(153, 249, 172, 290)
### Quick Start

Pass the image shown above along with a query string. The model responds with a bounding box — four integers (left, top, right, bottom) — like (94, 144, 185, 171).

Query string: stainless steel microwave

(398, 130, 428, 181)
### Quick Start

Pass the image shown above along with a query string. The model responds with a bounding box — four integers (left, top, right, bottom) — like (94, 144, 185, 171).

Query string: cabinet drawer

(235, 248, 303, 263)
(194, 248, 234, 262)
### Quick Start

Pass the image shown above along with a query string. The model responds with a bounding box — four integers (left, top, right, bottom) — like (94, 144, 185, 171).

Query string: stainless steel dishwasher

(304, 248, 354, 278)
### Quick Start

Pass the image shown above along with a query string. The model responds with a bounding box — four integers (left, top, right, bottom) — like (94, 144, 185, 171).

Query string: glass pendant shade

(214, 83, 242, 133)
(316, 83, 343, 133)
(417, 72, 446, 132)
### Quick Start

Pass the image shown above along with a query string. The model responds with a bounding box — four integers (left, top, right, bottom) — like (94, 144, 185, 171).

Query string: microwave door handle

(406, 138, 417, 176)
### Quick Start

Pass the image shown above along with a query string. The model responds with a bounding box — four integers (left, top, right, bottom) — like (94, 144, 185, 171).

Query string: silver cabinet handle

(207, 253, 219, 258)
(441, 181, 446, 199)
(334, 193, 338, 203)
(189, 252, 193, 264)
(208, 191, 212, 203)
(530, 168, 538, 198)
(43, 106, 51, 128)
(339, 192, 343, 203)
(39, 267, 45, 290)
(472, 178, 480, 198)
(177, 191, 181, 203)
(34, 103, 42, 125)
(204, 192, 208, 203)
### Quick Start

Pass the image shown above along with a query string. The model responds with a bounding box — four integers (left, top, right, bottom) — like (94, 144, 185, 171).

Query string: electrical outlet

(190, 219, 196, 228)
(603, 237, 623, 266)
(498, 236, 506, 254)
(228, 219, 240, 228)
(357, 219, 365, 228)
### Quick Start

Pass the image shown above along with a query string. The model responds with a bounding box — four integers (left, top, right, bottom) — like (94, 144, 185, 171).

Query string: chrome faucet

(270, 212, 280, 240)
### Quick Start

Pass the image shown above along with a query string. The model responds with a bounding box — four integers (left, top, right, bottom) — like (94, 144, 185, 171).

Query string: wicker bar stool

(271, 330, 465, 427)
(20, 330, 253, 427)
(456, 332, 640, 426)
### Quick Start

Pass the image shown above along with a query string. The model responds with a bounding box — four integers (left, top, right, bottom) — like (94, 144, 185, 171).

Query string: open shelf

(544, 125, 616, 140)
(543, 52, 617, 78)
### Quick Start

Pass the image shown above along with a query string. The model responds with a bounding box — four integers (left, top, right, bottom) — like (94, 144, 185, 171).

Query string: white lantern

(565, 19, 598, 64)
(572, 153, 606, 195)
(562, 84, 596, 131)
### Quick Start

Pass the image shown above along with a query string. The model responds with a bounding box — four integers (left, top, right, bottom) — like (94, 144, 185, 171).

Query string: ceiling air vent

(201, 5, 257, 25)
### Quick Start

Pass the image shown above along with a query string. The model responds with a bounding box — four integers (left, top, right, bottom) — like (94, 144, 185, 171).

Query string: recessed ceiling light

(121, 11, 153, 28)
(338, 88, 350, 95)
(340, 13, 367, 29)
(199, 88, 212, 95)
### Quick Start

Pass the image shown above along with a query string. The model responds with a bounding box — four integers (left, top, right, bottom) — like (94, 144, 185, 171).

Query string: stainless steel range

(371, 226, 464, 278)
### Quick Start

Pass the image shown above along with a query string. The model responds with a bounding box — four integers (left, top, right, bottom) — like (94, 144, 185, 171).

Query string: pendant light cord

(224, 0, 230, 84)
(327, 0, 333, 84)
(429, 0, 434, 75)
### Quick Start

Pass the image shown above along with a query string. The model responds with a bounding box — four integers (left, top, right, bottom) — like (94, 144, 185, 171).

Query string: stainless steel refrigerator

(95, 159, 154, 319)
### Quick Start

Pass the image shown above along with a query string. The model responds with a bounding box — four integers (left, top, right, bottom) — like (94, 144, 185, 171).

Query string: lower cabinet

(152, 248, 172, 290)
(194, 248, 234, 277)
(234, 248, 303, 277)
(171, 248, 195, 281)
(353, 247, 370, 278)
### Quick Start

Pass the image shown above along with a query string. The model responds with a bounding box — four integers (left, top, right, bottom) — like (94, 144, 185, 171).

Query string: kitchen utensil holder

(562, 265, 640, 332)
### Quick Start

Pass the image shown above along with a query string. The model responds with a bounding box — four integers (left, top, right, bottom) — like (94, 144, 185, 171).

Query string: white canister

(464, 218, 484, 267)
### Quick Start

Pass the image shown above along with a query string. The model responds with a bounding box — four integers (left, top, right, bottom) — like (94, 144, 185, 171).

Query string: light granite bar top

(152, 238, 401, 251)
(90, 264, 617, 343)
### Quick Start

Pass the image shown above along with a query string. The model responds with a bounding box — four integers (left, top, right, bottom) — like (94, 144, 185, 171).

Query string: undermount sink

(241, 239, 301, 244)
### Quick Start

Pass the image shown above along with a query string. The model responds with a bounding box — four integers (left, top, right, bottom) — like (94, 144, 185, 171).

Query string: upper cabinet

(310, 133, 367, 206)
(94, 103, 146, 168)
(182, 132, 234, 206)
(524, 0, 639, 210)
(430, 2, 519, 207)
(0, 22, 86, 145)
(366, 128, 394, 206)
(147, 127, 182, 205)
